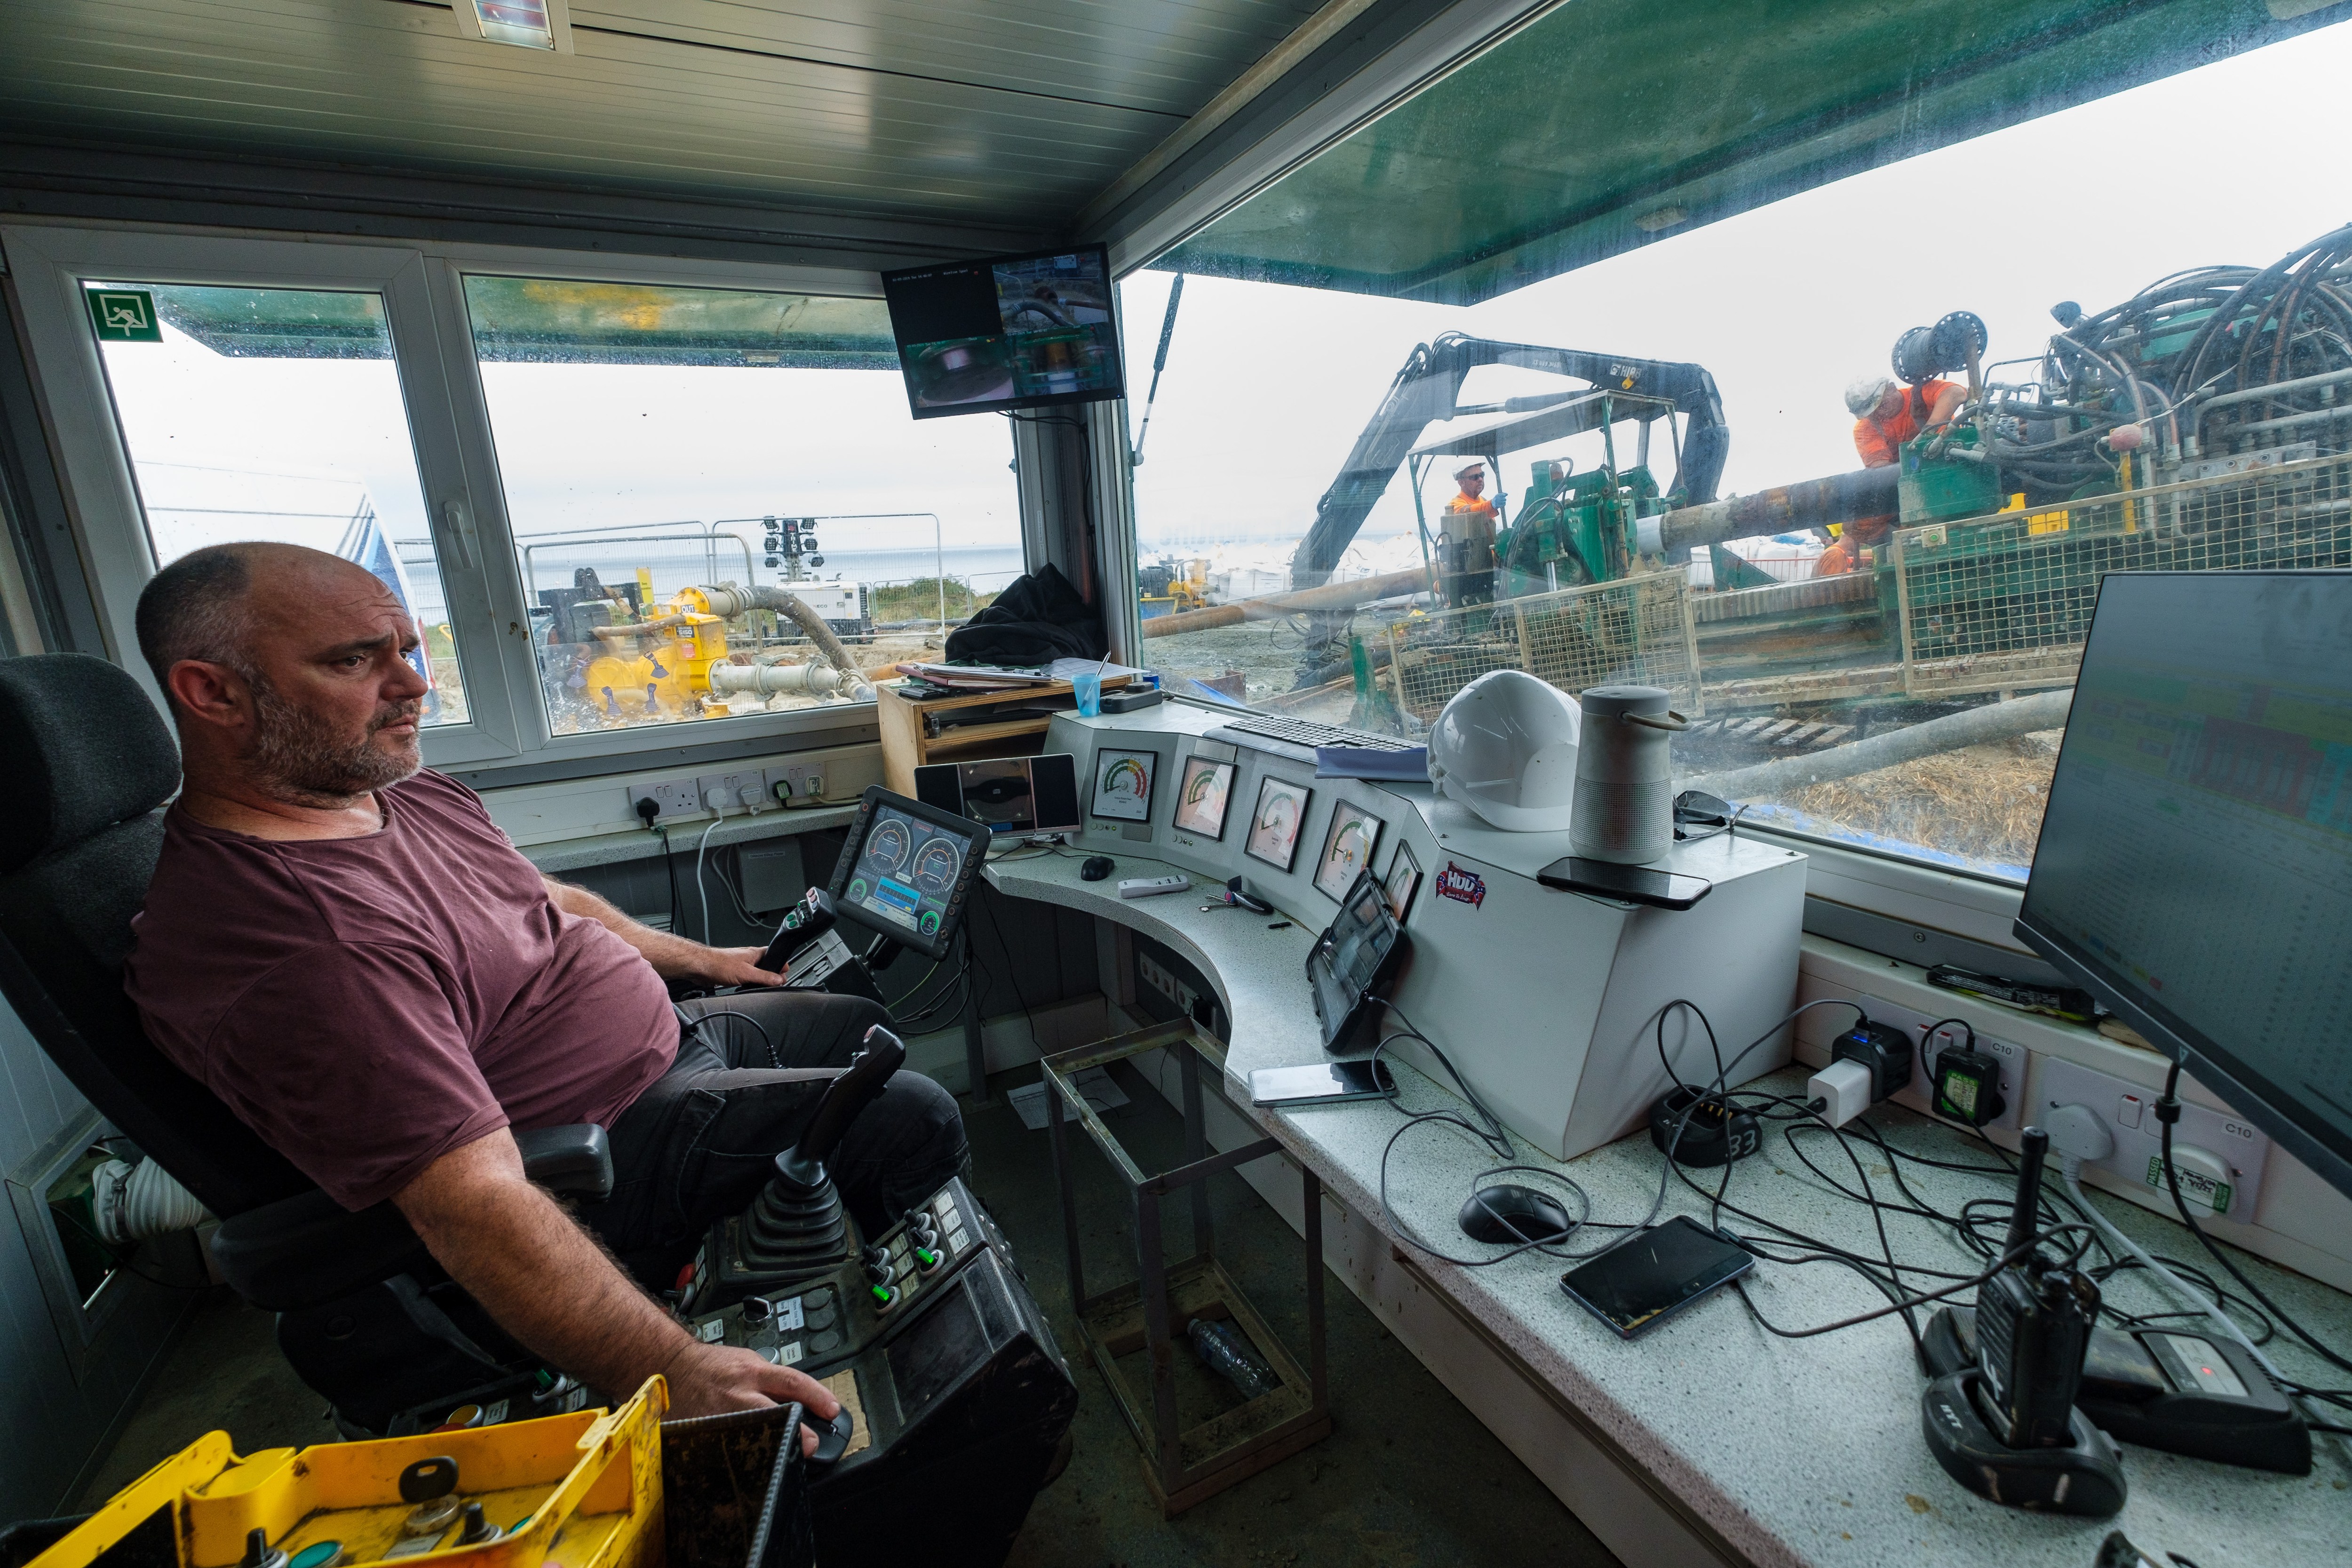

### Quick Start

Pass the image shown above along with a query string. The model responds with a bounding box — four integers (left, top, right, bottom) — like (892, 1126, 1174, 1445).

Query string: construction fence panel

(1386, 571, 1700, 724)
(1889, 454, 2352, 699)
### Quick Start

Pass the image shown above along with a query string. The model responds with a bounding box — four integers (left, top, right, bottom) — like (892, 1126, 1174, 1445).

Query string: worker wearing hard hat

(1847, 375, 1966, 469)
(1438, 461, 1499, 605)
(1817, 376, 1968, 575)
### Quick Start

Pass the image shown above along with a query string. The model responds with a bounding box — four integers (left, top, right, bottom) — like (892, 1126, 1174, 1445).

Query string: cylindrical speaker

(1571, 685, 1683, 864)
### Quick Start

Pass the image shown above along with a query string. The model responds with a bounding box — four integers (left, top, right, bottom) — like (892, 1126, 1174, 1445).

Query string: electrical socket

(625, 777, 701, 823)
(697, 771, 767, 812)
(1136, 952, 1197, 1017)
(2040, 1056, 2272, 1219)
(1851, 991, 2026, 1131)
(763, 763, 829, 805)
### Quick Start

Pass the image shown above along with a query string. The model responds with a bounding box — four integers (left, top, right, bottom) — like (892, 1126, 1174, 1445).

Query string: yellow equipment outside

(27, 1379, 669, 1568)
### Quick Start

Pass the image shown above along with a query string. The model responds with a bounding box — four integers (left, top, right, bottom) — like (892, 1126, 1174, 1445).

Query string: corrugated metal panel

(0, 0, 1324, 226)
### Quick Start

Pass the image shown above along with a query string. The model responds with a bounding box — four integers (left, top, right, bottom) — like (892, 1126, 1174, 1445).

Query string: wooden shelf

(876, 676, 1130, 794)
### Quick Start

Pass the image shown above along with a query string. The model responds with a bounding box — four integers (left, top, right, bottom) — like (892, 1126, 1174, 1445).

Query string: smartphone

(1536, 856, 1713, 910)
(1558, 1215, 1754, 1339)
(1248, 1059, 1396, 1108)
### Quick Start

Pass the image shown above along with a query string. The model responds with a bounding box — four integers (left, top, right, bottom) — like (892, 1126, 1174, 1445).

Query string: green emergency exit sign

(87, 288, 162, 342)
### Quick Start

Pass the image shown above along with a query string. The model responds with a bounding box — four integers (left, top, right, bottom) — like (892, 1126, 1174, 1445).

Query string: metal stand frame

(1041, 1019, 1331, 1517)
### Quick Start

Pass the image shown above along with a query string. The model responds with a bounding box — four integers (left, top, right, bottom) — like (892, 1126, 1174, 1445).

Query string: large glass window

(87, 283, 469, 723)
(462, 277, 1022, 735)
(1124, 24, 2352, 882)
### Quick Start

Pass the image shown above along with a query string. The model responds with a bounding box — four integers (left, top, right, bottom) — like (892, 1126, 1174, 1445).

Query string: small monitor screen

(880, 246, 1122, 419)
(841, 803, 971, 946)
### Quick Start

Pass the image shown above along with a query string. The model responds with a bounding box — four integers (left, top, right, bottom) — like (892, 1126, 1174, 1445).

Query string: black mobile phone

(1558, 1215, 1754, 1339)
(1536, 856, 1713, 910)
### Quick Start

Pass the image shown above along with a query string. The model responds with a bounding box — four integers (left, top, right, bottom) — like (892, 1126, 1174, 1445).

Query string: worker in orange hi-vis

(1438, 461, 1499, 605)
(1816, 375, 1967, 576)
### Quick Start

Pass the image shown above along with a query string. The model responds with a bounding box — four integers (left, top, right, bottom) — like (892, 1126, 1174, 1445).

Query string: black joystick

(730, 1027, 908, 1293)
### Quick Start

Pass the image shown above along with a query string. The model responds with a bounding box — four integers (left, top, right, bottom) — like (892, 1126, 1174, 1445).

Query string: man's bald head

(136, 541, 430, 809)
(135, 542, 381, 694)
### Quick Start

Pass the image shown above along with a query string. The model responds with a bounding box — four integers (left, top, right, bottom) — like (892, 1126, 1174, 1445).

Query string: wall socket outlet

(696, 771, 768, 811)
(763, 763, 828, 804)
(624, 777, 701, 822)
(1137, 952, 1197, 1017)
(1853, 991, 2027, 1132)
(2040, 1056, 2272, 1219)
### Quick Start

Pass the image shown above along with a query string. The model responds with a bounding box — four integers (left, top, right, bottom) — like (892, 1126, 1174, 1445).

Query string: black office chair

(0, 653, 611, 1433)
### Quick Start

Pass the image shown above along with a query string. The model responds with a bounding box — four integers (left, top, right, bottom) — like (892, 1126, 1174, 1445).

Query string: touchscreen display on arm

(840, 805, 968, 944)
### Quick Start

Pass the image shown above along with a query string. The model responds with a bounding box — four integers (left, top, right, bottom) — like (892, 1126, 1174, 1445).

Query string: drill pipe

(1141, 564, 1432, 638)
(1654, 466, 1899, 555)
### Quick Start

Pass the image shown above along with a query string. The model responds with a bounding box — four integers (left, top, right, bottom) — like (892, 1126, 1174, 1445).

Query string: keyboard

(1205, 714, 1422, 764)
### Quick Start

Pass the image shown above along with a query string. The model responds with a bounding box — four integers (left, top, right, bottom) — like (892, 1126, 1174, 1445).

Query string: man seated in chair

(122, 542, 968, 1420)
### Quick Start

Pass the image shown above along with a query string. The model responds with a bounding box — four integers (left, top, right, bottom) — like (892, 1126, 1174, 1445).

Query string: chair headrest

(0, 654, 181, 878)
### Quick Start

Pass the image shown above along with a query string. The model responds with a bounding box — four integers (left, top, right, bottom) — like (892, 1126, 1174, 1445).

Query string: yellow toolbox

(18, 1380, 669, 1568)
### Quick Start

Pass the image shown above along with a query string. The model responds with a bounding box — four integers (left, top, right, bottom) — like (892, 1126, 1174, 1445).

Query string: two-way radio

(1918, 1127, 2127, 1515)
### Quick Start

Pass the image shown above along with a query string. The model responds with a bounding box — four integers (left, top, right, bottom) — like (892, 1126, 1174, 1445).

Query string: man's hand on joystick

(663, 1339, 842, 1451)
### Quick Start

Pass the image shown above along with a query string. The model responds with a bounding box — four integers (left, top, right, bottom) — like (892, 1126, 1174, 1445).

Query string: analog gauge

(912, 839, 961, 892)
(865, 820, 912, 874)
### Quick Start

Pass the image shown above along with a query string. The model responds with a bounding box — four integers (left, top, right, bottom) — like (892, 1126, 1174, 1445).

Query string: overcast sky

(98, 18, 2351, 586)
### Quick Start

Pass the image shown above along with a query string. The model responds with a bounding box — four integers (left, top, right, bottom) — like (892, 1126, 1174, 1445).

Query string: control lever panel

(681, 1177, 1002, 1368)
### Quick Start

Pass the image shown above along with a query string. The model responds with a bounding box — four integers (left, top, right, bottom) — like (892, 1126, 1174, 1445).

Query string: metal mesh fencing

(1384, 570, 1700, 724)
(1889, 454, 2352, 698)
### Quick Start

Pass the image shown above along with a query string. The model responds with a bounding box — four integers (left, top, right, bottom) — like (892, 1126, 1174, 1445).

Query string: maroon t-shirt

(124, 770, 675, 1210)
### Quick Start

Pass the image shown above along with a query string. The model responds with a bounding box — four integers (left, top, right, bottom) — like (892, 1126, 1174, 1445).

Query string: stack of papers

(1316, 744, 1430, 782)
(890, 659, 1145, 693)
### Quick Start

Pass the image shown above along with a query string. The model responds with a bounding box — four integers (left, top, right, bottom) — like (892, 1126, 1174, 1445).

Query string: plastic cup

(1072, 670, 1103, 717)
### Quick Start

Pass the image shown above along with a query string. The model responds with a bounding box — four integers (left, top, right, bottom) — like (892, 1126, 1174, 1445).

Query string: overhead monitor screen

(880, 246, 1123, 419)
(842, 803, 971, 945)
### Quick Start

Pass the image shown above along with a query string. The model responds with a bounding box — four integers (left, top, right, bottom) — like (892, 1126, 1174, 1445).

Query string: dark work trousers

(582, 989, 968, 1290)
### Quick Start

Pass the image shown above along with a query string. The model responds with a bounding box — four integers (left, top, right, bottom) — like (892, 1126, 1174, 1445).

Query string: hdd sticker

(1435, 862, 1486, 909)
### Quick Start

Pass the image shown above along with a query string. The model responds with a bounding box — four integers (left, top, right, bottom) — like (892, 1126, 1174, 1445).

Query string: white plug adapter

(739, 784, 768, 812)
(703, 787, 733, 814)
(1808, 1058, 1874, 1128)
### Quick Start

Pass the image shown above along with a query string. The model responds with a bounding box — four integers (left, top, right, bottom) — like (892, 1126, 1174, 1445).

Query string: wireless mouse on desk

(1080, 856, 1115, 881)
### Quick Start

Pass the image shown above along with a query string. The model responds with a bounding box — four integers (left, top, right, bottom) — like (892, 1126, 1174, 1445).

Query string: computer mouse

(802, 1402, 855, 1467)
(1080, 855, 1115, 881)
(1457, 1183, 1573, 1245)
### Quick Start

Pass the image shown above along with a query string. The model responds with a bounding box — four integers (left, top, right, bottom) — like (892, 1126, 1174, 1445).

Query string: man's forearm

(543, 876, 709, 975)
(402, 1147, 691, 1395)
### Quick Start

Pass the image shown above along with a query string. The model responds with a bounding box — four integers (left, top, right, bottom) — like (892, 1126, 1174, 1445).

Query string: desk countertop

(986, 850, 2352, 1568)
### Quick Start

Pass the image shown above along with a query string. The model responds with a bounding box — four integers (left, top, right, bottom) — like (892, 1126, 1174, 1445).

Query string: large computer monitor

(2015, 571, 2352, 1202)
(879, 246, 1122, 419)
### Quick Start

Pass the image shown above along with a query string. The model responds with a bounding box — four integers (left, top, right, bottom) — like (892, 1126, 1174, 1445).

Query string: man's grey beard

(242, 665, 421, 807)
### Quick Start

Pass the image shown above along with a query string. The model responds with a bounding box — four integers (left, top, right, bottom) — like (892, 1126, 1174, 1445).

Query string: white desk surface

(986, 848, 2352, 1568)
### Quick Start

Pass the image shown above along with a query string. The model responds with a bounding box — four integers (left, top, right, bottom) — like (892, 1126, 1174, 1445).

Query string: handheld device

(1248, 1059, 1396, 1108)
(826, 787, 993, 962)
(1305, 868, 1407, 1051)
(1535, 856, 1712, 910)
(1557, 1215, 1753, 1340)
(1974, 1128, 2100, 1449)
(1117, 874, 1190, 899)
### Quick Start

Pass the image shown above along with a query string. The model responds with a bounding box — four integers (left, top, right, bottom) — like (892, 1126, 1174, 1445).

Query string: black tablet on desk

(1305, 868, 1406, 1051)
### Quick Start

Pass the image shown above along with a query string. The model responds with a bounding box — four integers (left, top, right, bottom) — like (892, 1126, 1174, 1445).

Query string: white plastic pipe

(709, 661, 874, 703)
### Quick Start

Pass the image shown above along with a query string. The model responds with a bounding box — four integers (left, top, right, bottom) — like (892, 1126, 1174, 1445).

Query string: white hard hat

(1425, 670, 1582, 832)
(1845, 376, 1896, 417)
(1453, 460, 1486, 481)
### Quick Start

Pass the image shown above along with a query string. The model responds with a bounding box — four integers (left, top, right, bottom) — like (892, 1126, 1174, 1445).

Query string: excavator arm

(1286, 333, 1729, 586)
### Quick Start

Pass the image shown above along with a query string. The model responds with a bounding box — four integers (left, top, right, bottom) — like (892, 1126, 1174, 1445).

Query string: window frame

(1, 220, 992, 779)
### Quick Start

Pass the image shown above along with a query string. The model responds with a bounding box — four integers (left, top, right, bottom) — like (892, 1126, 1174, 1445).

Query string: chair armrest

(210, 1192, 426, 1312)
(212, 1126, 608, 1311)
(515, 1123, 612, 1199)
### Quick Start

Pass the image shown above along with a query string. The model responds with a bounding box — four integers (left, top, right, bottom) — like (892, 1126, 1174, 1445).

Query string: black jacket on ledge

(943, 564, 1106, 665)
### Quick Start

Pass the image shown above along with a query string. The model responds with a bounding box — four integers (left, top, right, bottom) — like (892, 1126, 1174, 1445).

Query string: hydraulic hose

(697, 583, 865, 683)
